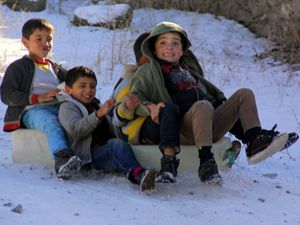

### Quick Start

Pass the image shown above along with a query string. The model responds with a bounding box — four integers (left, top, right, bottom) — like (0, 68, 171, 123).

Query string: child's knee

(237, 88, 255, 98)
(107, 138, 128, 148)
(191, 100, 214, 114)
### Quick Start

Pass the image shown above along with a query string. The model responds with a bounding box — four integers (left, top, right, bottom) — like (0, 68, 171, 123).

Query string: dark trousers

(139, 103, 181, 153)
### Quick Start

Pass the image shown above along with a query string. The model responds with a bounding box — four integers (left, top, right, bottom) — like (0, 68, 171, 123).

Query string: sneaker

(226, 140, 242, 167)
(231, 140, 242, 156)
(55, 150, 82, 180)
(155, 155, 179, 183)
(198, 158, 223, 185)
(138, 169, 156, 192)
(246, 125, 289, 165)
(282, 132, 299, 150)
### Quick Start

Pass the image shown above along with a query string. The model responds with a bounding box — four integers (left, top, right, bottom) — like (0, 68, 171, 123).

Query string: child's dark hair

(22, 18, 54, 39)
(65, 66, 97, 87)
(133, 32, 150, 63)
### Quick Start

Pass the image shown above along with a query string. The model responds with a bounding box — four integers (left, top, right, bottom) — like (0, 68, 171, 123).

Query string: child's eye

(172, 41, 181, 47)
(159, 41, 165, 47)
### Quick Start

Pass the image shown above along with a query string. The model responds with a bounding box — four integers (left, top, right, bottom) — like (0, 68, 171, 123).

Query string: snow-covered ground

(1, 1, 300, 225)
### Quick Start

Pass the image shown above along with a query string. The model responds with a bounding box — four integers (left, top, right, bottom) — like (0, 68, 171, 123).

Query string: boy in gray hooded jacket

(58, 66, 155, 192)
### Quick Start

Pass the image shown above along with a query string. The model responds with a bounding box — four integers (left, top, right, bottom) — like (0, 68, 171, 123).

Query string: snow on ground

(74, 3, 131, 25)
(0, 1, 300, 225)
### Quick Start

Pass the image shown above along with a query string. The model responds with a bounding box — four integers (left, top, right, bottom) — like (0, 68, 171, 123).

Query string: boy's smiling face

(65, 77, 97, 104)
(22, 28, 53, 62)
(154, 32, 183, 63)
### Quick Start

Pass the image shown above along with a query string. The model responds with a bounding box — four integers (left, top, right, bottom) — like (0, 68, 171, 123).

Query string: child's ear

(65, 85, 72, 94)
(21, 37, 29, 49)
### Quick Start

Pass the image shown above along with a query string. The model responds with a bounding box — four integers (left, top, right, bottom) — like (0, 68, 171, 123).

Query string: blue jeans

(92, 138, 140, 177)
(21, 105, 69, 159)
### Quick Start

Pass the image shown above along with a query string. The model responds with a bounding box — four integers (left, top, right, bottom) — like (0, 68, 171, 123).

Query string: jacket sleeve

(203, 78, 227, 102)
(129, 71, 152, 117)
(183, 50, 204, 77)
(112, 100, 136, 126)
(184, 50, 226, 103)
(58, 102, 99, 139)
(0, 61, 35, 106)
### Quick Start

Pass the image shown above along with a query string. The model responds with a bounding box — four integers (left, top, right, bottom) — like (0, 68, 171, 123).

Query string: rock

(3, 0, 47, 12)
(3, 202, 12, 207)
(262, 173, 278, 179)
(73, 4, 133, 29)
(11, 204, 22, 214)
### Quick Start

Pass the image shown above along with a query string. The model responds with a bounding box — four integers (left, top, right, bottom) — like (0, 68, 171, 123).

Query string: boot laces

(260, 124, 279, 137)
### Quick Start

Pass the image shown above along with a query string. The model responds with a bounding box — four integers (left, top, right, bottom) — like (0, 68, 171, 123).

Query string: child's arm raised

(96, 99, 115, 119)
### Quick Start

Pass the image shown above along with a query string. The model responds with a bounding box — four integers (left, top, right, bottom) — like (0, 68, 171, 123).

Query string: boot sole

(57, 156, 82, 180)
(248, 133, 289, 165)
(282, 132, 299, 150)
(201, 174, 223, 186)
(155, 171, 176, 183)
(140, 170, 156, 192)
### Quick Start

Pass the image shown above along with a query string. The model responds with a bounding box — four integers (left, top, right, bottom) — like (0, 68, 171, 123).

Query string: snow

(0, 1, 300, 225)
(74, 4, 131, 24)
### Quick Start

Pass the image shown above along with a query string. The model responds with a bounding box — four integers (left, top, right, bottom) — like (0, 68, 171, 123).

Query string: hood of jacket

(141, 22, 192, 60)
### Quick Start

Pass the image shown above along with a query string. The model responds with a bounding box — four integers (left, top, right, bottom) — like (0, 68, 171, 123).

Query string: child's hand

(97, 99, 115, 118)
(147, 102, 165, 124)
(37, 89, 60, 103)
(125, 92, 141, 110)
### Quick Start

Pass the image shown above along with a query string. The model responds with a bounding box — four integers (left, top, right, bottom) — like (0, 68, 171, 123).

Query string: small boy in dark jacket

(58, 66, 155, 192)
(0, 18, 81, 179)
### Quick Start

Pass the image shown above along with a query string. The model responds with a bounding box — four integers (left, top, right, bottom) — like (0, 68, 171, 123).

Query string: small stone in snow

(4, 202, 12, 207)
(262, 173, 278, 179)
(11, 204, 22, 214)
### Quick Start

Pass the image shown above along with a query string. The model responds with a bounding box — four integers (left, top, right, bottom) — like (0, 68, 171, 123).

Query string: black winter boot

(137, 169, 156, 192)
(198, 147, 222, 185)
(198, 158, 222, 184)
(55, 149, 82, 180)
(246, 124, 289, 164)
(155, 155, 179, 183)
(128, 166, 156, 192)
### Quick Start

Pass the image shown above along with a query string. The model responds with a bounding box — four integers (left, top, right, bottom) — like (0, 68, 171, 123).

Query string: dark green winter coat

(129, 21, 226, 116)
